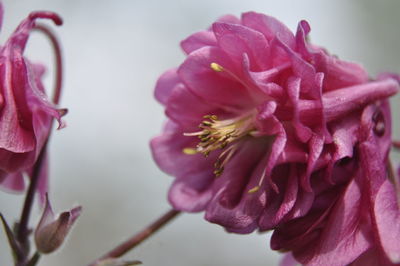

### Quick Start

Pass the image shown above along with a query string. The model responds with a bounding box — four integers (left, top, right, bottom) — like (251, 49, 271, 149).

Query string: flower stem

(16, 142, 48, 250)
(89, 209, 181, 265)
(26, 252, 40, 266)
(33, 24, 63, 105)
(392, 140, 400, 149)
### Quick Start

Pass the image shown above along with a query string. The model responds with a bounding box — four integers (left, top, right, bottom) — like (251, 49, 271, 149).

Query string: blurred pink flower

(0, 5, 65, 198)
(151, 12, 400, 264)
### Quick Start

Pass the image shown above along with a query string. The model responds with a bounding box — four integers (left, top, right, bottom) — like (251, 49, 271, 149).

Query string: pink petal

(241, 12, 295, 48)
(286, 76, 312, 143)
(0, 172, 25, 192)
(181, 31, 217, 54)
(165, 83, 217, 128)
(205, 139, 269, 232)
(150, 121, 217, 177)
(294, 20, 312, 59)
(168, 176, 214, 212)
(350, 248, 395, 266)
(280, 253, 300, 266)
(241, 53, 287, 99)
(212, 22, 270, 70)
(315, 52, 369, 91)
(215, 14, 241, 25)
(330, 113, 360, 160)
(303, 179, 372, 265)
(258, 165, 298, 229)
(275, 35, 316, 92)
(374, 179, 400, 263)
(178, 46, 253, 110)
(0, 53, 35, 153)
(300, 134, 324, 192)
(323, 78, 399, 122)
(154, 68, 180, 105)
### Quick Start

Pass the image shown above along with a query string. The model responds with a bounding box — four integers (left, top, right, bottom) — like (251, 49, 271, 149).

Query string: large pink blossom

(0, 5, 65, 198)
(151, 12, 400, 264)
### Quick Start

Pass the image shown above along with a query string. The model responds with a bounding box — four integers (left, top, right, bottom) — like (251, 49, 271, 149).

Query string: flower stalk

(33, 24, 63, 105)
(89, 209, 181, 266)
(16, 141, 49, 251)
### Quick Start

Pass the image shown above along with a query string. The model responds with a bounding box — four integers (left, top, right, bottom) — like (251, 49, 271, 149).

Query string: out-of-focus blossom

(34, 195, 81, 254)
(151, 11, 400, 265)
(0, 4, 65, 198)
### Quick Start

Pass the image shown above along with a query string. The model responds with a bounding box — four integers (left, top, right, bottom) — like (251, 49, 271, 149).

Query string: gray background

(0, 0, 400, 265)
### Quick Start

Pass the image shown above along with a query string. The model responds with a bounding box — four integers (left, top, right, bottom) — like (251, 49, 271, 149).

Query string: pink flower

(151, 12, 400, 264)
(0, 4, 65, 198)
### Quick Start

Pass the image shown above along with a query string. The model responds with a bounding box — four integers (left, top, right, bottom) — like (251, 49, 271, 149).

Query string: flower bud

(34, 195, 81, 254)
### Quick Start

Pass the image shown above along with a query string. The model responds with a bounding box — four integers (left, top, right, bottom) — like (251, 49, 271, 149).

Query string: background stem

(89, 209, 180, 265)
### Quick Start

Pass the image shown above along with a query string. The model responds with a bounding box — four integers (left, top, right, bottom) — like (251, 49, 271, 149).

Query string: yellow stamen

(248, 167, 267, 194)
(182, 148, 198, 155)
(183, 112, 256, 177)
(248, 186, 260, 194)
(210, 62, 224, 72)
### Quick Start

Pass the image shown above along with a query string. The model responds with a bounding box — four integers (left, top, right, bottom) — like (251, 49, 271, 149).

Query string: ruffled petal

(205, 139, 269, 232)
(298, 178, 373, 266)
(181, 31, 217, 55)
(241, 12, 295, 48)
(213, 22, 270, 70)
(374, 179, 400, 263)
(314, 52, 369, 91)
(178, 46, 253, 110)
(150, 121, 217, 177)
(154, 68, 180, 105)
(258, 165, 298, 229)
(165, 83, 218, 129)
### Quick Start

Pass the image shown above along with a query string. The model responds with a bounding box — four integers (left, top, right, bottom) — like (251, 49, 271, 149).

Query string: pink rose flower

(151, 12, 400, 264)
(0, 5, 65, 198)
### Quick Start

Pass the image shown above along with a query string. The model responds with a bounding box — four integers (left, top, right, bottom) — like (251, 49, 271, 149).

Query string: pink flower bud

(34, 195, 81, 254)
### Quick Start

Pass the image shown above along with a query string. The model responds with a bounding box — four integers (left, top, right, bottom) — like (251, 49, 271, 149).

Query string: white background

(1, 0, 400, 265)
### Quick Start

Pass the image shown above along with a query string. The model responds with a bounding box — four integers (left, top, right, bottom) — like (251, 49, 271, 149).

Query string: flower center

(183, 113, 255, 176)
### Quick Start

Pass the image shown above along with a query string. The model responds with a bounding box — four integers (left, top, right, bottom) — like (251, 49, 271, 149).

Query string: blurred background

(0, 0, 400, 265)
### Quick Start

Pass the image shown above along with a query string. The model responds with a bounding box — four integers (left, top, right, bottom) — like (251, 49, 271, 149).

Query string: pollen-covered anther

(210, 62, 224, 72)
(248, 167, 267, 194)
(184, 113, 255, 176)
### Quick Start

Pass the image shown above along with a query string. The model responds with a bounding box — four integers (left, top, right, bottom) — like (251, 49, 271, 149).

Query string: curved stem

(89, 209, 181, 266)
(33, 24, 63, 105)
